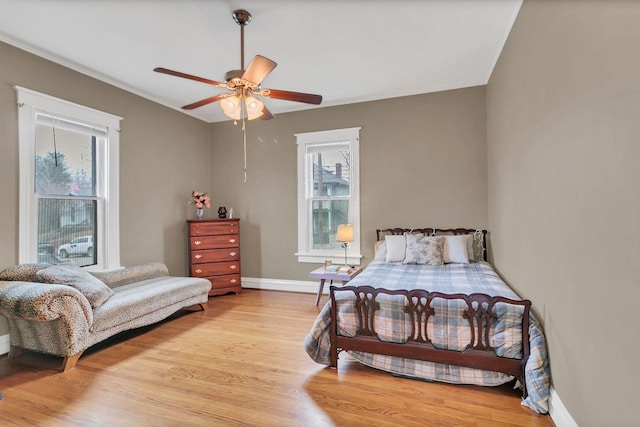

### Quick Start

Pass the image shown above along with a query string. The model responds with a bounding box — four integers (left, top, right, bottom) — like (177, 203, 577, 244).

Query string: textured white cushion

(0, 263, 51, 282)
(443, 235, 471, 264)
(384, 235, 406, 262)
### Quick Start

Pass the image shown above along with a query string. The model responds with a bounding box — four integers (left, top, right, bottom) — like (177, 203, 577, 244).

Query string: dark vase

(217, 206, 227, 219)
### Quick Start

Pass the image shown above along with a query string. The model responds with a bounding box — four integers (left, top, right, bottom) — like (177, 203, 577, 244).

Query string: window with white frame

(15, 86, 122, 271)
(295, 127, 361, 264)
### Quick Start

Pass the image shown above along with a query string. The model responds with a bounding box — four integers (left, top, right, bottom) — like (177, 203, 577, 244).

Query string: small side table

(310, 266, 363, 306)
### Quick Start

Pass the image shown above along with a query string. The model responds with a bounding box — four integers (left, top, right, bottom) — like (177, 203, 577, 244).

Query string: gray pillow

(36, 263, 114, 308)
(403, 235, 444, 265)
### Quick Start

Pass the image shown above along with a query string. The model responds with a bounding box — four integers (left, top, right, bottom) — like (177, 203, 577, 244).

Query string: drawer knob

(195, 269, 202, 274)
(194, 240, 201, 246)
(230, 279, 237, 284)
(229, 238, 236, 243)
(230, 265, 237, 270)
(230, 252, 237, 257)
(194, 254, 202, 259)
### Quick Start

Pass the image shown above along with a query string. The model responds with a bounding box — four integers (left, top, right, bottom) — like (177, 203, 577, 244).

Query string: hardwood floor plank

(0, 289, 553, 426)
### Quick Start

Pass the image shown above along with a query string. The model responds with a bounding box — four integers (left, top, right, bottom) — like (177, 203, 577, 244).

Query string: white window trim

(295, 127, 362, 265)
(15, 86, 122, 271)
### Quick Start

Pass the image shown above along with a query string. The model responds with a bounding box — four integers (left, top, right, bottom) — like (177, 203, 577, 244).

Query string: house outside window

(295, 127, 361, 264)
(15, 86, 122, 271)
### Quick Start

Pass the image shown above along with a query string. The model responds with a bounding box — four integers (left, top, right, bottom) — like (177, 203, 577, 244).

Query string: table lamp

(336, 224, 354, 267)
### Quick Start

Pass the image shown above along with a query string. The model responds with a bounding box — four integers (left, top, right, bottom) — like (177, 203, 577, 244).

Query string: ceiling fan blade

(242, 55, 277, 85)
(154, 67, 224, 87)
(263, 89, 322, 105)
(260, 105, 274, 121)
(182, 94, 229, 110)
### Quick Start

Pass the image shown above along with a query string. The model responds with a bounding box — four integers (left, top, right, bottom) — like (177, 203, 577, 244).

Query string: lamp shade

(245, 96, 264, 120)
(220, 95, 241, 120)
(336, 224, 354, 243)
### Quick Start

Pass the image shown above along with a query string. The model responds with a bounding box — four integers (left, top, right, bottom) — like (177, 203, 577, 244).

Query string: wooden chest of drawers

(187, 218, 241, 296)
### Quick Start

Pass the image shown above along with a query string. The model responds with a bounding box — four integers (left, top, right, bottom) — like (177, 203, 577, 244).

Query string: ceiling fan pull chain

(243, 123, 247, 183)
(242, 101, 247, 183)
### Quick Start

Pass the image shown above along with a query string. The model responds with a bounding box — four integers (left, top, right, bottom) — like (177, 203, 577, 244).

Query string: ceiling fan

(154, 9, 322, 122)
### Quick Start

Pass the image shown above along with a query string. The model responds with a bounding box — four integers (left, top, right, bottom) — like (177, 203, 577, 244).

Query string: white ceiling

(0, 0, 521, 123)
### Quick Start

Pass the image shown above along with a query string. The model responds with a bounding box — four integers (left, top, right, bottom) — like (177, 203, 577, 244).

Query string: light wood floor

(0, 289, 553, 426)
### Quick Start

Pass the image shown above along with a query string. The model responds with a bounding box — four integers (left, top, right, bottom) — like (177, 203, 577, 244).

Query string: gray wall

(210, 86, 488, 281)
(487, 1, 640, 425)
(5, 4, 628, 423)
(0, 41, 212, 336)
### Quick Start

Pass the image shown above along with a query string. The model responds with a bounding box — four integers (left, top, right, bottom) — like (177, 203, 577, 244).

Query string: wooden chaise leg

(8, 346, 22, 360)
(9, 346, 82, 371)
(61, 351, 84, 372)
(185, 303, 207, 311)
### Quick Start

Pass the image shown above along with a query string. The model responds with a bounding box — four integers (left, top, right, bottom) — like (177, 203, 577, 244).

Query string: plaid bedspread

(303, 260, 550, 414)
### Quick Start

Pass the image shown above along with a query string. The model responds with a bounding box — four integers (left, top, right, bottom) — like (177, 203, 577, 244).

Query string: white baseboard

(242, 276, 320, 294)
(549, 386, 578, 427)
(0, 333, 9, 355)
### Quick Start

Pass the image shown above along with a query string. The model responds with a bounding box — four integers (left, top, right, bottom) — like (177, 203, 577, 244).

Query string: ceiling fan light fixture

(220, 95, 241, 120)
(245, 96, 264, 120)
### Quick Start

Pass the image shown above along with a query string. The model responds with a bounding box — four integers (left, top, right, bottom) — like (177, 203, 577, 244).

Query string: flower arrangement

(192, 191, 211, 209)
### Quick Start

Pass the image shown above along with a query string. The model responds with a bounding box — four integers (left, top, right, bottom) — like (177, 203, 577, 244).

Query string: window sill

(295, 252, 363, 265)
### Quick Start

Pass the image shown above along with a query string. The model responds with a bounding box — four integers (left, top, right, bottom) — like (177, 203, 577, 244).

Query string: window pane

(311, 149, 351, 197)
(35, 124, 96, 196)
(311, 199, 349, 249)
(38, 198, 97, 267)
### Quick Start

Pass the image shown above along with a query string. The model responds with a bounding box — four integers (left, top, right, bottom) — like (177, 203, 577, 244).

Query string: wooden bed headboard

(375, 228, 488, 261)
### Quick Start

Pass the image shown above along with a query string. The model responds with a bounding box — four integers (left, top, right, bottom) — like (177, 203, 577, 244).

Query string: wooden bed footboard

(329, 285, 531, 397)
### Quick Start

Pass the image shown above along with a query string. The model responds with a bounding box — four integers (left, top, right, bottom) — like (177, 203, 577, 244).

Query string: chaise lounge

(0, 261, 211, 371)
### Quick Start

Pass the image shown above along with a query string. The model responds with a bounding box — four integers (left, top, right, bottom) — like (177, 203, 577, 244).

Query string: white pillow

(443, 235, 471, 264)
(385, 235, 406, 262)
(374, 239, 387, 261)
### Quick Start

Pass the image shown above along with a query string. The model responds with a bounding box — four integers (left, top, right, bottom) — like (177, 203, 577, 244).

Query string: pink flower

(191, 190, 211, 210)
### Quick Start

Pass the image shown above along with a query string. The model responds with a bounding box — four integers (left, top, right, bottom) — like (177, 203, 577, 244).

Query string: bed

(304, 228, 550, 414)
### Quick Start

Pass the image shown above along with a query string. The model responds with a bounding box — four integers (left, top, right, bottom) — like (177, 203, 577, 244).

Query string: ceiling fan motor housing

(225, 69, 249, 89)
(232, 9, 251, 26)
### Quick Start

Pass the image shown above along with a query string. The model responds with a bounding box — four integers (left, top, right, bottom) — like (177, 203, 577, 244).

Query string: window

(295, 127, 361, 264)
(15, 86, 122, 271)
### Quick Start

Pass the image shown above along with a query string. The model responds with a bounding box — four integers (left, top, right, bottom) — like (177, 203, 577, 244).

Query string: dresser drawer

(190, 235, 238, 250)
(189, 221, 238, 237)
(191, 261, 240, 277)
(191, 248, 239, 264)
(205, 274, 241, 290)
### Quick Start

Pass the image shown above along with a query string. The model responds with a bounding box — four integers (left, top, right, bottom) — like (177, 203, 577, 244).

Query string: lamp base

(341, 242, 350, 267)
